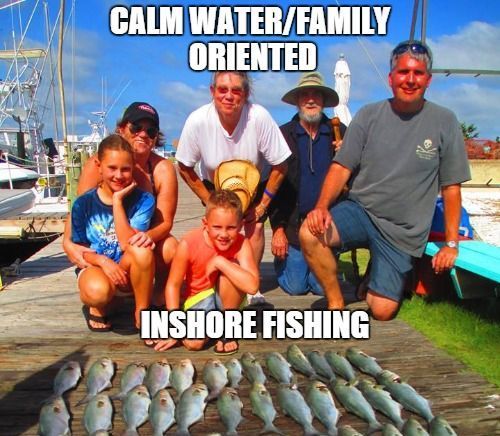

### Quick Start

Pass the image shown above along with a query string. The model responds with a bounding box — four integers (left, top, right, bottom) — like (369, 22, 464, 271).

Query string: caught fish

(175, 383, 209, 435)
(286, 344, 317, 379)
(83, 394, 113, 435)
(225, 358, 243, 388)
(241, 353, 266, 385)
(357, 379, 404, 429)
(122, 385, 151, 436)
(52, 360, 82, 397)
(331, 379, 382, 434)
(345, 347, 383, 377)
(202, 358, 228, 401)
(382, 423, 403, 435)
(77, 357, 115, 406)
(324, 351, 356, 382)
(376, 369, 402, 385)
(337, 426, 363, 436)
(402, 418, 429, 435)
(306, 380, 340, 436)
(150, 389, 175, 436)
(145, 359, 171, 397)
(382, 379, 434, 423)
(249, 382, 284, 435)
(217, 388, 244, 435)
(307, 351, 336, 382)
(170, 359, 195, 400)
(112, 362, 146, 400)
(38, 396, 70, 436)
(266, 352, 294, 385)
(277, 384, 320, 435)
(429, 416, 458, 436)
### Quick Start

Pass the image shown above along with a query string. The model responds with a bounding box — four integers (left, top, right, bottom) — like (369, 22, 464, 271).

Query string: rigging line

(4, 0, 41, 96)
(334, 0, 390, 93)
(44, 1, 59, 143)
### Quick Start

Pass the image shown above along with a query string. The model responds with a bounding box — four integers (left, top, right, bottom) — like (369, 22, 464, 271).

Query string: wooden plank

(0, 173, 498, 435)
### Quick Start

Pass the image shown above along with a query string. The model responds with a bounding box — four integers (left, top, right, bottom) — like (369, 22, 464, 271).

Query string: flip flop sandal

(82, 305, 112, 332)
(214, 338, 239, 356)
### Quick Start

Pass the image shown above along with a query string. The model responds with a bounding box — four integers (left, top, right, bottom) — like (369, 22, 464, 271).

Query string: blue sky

(1, 0, 499, 142)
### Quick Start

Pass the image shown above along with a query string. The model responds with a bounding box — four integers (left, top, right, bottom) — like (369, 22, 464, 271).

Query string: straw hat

(214, 160, 260, 213)
(281, 72, 339, 107)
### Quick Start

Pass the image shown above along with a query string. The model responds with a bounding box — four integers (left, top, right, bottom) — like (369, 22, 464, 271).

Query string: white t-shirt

(176, 102, 291, 182)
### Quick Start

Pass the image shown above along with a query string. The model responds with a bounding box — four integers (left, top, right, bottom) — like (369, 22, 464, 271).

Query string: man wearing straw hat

(299, 40, 470, 320)
(269, 72, 346, 296)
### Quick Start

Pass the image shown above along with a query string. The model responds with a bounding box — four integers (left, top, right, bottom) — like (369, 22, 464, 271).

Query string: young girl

(71, 134, 155, 333)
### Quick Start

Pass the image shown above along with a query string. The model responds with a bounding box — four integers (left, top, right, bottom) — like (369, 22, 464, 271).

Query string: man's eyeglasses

(392, 41, 432, 61)
(215, 86, 244, 96)
(129, 122, 159, 139)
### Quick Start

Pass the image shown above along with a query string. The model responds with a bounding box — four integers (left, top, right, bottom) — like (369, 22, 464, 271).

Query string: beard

(298, 108, 323, 124)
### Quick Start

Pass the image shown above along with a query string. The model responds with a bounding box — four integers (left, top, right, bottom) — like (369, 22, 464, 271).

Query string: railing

(0, 151, 66, 199)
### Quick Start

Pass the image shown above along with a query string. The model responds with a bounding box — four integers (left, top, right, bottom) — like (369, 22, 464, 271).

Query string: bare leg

(299, 221, 345, 310)
(79, 267, 115, 329)
(152, 235, 178, 306)
(215, 275, 245, 353)
(244, 220, 266, 304)
(121, 245, 155, 328)
(366, 291, 400, 321)
(244, 220, 265, 263)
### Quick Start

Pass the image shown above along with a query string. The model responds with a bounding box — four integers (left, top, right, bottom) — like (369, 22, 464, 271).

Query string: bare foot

(215, 339, 239, 354)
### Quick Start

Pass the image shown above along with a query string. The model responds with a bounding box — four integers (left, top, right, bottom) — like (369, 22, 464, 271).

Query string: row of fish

(38, 345, 458, 435)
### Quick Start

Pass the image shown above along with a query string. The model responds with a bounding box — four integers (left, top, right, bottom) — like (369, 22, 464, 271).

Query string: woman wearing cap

(63, 102, 178, 332)
(175, 71, 291, 312)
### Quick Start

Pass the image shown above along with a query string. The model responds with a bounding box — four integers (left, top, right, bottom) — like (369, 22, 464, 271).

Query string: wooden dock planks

(0, 174, 499, 435)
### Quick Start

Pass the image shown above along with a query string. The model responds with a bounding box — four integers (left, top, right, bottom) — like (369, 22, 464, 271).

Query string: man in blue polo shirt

(269, 72, 346, 295)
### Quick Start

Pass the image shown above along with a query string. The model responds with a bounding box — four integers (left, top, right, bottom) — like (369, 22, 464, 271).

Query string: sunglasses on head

(129, 122, 159, 139)
(392, 41, 431, 59)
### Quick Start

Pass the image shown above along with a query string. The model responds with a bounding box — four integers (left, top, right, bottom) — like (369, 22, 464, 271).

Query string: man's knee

(367, 291, 400, 321)
(298, 222, 316, 251)
(156, 235, 178, 265)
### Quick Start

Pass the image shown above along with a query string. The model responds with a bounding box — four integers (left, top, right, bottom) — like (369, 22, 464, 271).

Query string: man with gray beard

(268, 72, 346, 296)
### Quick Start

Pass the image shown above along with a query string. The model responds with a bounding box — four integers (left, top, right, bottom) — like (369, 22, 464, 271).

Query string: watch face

(446, 241, 457, 249)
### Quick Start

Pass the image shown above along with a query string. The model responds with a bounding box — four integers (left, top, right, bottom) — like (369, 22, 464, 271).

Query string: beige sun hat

(281, 71, 339, 107)
(214, 160, 261, 213)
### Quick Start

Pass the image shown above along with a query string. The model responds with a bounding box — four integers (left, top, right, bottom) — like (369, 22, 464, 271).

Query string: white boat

(0, 188, 36, 218)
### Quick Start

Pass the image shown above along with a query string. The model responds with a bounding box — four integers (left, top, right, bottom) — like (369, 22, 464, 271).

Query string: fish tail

(260, 423, 285, 435)
(110, 392, 125, 401)
(304, 423, 320, 435)
(366, 420, 383, 434)
(75, 394, 92, 406)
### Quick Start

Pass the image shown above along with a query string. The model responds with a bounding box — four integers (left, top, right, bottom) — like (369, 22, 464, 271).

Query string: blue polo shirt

(297, 121, 332, 216)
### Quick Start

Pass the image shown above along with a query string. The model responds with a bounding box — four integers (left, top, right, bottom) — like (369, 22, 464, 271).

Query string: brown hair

(205, 190, 243, 221)
(97, 134, 134, 161)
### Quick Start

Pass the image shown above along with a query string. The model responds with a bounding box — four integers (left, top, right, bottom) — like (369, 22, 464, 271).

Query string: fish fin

(75, 394, 92, 406)
(110, 392, 125, 401)
(366, 421, 383, 435)
(260, 423, 285, 435)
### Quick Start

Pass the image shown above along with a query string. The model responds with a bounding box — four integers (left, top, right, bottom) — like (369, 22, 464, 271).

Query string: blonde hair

(205, 190, 243, 221)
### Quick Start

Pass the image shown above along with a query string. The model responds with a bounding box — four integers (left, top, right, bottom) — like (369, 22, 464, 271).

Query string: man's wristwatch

(445, 240, 458, 249)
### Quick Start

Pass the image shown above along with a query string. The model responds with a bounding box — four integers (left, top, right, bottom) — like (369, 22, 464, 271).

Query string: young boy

(71, 134, 155, 334)
(154, 190, 259, 354)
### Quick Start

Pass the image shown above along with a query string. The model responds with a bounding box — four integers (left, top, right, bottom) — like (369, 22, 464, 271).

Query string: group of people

(63, 39, 470, 353)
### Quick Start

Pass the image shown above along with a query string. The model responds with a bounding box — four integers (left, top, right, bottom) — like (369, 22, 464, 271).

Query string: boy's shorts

(331, 200, 414, 302)
(182, 287, 248, 311)
(182, 288, 221, 311)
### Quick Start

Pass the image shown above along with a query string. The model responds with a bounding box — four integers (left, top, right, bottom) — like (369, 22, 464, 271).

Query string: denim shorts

(274, 244, 324, 296)
(331, 200, 413, 302)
